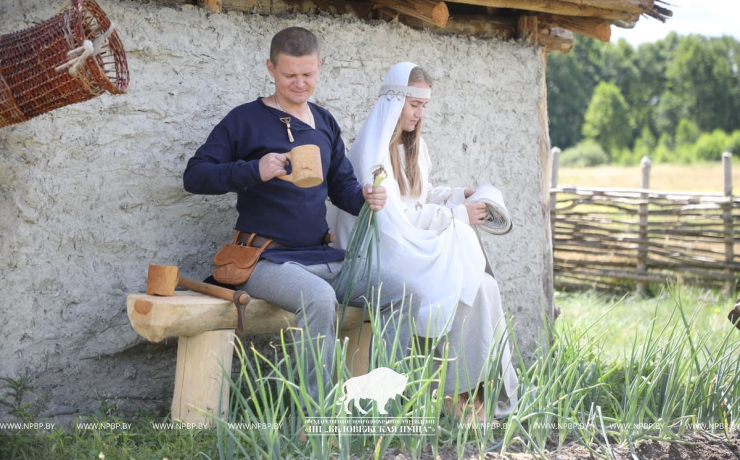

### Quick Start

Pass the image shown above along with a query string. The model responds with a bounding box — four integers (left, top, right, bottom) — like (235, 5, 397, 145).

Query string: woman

(333, 62, 519, 420)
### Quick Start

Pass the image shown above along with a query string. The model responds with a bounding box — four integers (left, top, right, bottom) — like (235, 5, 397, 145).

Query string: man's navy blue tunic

(183, 98, 365, 265)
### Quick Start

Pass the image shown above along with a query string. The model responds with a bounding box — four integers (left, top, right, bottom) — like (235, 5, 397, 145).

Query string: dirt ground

(377, 430, 740, 460)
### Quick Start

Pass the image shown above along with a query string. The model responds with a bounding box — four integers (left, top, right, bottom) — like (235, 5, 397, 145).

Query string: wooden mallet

(146, 264, 251, 336)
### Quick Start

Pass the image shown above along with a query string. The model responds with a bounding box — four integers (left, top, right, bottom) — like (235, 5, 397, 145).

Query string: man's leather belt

(237, 232, 284, 249)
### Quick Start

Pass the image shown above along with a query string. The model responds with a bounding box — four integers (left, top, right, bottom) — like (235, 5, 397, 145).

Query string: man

(183, 27, 419, 407)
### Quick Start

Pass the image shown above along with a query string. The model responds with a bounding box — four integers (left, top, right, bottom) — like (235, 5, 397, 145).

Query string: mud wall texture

(0, 0, 550, 420)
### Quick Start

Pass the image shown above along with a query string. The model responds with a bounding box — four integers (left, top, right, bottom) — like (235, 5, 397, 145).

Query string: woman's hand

(464, 202, 487, 225)
(464, 188, 475, 199)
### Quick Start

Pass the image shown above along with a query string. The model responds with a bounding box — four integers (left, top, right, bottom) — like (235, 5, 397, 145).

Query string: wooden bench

(126, 291, 371, 425)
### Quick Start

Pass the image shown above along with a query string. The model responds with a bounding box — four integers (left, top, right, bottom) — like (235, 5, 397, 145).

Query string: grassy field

(557, 162, 739, 192)
(555, 285, 738, 360)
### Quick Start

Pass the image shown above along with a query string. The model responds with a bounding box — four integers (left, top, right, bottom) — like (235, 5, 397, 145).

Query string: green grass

(2, 285, 740, 459)
(555, 286, 736, 360)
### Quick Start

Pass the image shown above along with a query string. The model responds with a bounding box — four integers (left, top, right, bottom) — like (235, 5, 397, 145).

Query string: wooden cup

(278, 144, 323, 188)
(146, 264, 180, 296)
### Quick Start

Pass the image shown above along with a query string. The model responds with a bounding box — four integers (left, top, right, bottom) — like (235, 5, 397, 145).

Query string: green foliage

(547, 33, 740, 163)
(652, 143, 673, 163)
(675, 119, 700, 147)
(0, 375, 48, 424)
(694, 129, 730, 161)
(582, 82, 633, 157)
(559, 139, 609, 167)
(547, 36, 606, 150)
(724, 130, 740, 156)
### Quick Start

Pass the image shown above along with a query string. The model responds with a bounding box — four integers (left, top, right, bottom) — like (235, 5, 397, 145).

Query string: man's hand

(259, 153, 289, 181)
(363, 184, 387, 211)
(464, 202, 487, 225)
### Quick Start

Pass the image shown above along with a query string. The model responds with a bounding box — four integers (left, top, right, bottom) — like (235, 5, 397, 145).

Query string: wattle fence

(550, 151, 740, 294)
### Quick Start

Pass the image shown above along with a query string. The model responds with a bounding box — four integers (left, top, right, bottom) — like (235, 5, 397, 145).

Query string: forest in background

(547, 33, 740, 166)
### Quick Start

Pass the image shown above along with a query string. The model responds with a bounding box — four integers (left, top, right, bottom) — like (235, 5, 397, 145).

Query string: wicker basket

(0, 0, 129, 128)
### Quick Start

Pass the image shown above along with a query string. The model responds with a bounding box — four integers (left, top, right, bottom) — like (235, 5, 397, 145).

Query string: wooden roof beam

(446, 0, 639, 21)
(199, 0, 223, 13)
(554, 0, 653, 15)
(538, 26, 573, 53)
(379, 9, 516, 39)
(373, 0, 450, 28)
(221, 0, 372, 17)
(518, 16, 574, 54)
(537, 13, 610, 42)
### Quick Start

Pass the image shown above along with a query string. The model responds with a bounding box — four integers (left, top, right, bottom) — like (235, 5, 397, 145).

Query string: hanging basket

(0, 0, 129, 128)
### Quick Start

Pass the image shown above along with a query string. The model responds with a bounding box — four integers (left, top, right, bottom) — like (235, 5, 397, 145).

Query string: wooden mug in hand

(278, 144, 323, 188)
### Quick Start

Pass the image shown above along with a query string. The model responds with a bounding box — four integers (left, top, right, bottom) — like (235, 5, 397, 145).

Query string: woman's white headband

(378, 84, 432, 101)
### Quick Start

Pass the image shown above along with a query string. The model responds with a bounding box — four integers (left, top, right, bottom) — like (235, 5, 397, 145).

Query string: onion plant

(210, 284, 740, 460)
(333, 165, 387, 327)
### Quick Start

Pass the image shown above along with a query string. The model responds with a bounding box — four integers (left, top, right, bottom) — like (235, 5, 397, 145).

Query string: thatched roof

(163, 0, 673, 54)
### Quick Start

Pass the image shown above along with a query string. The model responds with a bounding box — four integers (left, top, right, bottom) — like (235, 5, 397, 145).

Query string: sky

(610, 0, 740, 46)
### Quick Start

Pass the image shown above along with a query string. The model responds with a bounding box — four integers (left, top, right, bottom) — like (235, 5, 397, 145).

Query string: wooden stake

(637, 156, 651, 296)
(550, 147, 561, 251)
(373, 0, 449, 27)
(446, 0, 639, 21)
(723, 151, 735, 295)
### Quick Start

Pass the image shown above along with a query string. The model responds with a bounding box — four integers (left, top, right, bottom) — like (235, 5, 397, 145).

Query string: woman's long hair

(389, 66, 433, 197)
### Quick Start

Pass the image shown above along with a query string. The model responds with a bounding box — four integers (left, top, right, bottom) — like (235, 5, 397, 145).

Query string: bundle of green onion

(334, 166, 388, 325)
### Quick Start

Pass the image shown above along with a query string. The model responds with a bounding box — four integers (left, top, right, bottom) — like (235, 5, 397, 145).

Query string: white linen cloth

(330, 62, 485, 337)
(467, 184, 513, 235)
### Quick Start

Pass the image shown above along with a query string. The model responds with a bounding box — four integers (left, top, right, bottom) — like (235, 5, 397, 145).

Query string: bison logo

(338, 367, 409, 415)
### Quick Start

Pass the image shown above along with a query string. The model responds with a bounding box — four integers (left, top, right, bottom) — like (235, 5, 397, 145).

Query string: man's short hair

(270, 27, 320, 65)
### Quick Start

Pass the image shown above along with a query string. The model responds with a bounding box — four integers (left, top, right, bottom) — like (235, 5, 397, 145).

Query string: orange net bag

(0, 0, 129, 128)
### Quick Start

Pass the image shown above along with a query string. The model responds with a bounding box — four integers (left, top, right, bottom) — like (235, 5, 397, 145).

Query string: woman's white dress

(394, 139, 519, 415)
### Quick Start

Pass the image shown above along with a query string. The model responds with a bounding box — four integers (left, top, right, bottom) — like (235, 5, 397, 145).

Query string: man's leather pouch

(212, 231, 272, 285)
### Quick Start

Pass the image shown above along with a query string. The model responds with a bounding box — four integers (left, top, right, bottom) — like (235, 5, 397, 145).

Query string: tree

(581, 81, 633, 157)
(547, 36, 606, 149)
(666, 35, 740, 133)
(675, 119, 700, 146)
(546, 33, 740, 160)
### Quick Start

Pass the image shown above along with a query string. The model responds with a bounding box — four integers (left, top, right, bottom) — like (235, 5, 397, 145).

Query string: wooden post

(537, 48, 556, 330)
(637, 156, 651, 296)
(550, 147, 560, 251)
(343, 323, 373, 376)
(171, 329, 234, 425)
(723, 152, 735, 295)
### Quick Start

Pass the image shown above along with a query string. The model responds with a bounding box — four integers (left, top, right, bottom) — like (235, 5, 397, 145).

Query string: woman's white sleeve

(403, 140, 470, 230)
(426, 186, 467, 206)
